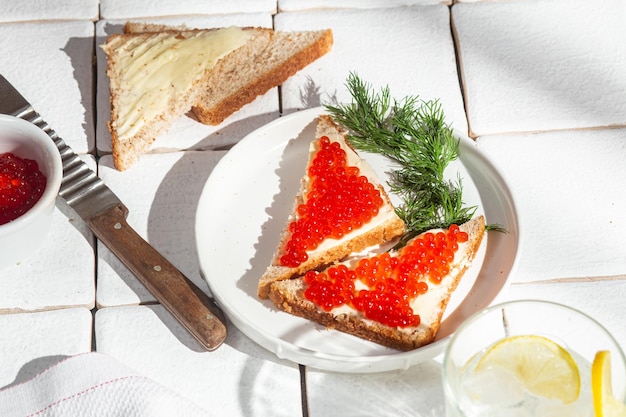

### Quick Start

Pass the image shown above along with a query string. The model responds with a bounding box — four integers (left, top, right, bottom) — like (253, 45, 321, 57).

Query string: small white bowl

(0, 114, 63, 269)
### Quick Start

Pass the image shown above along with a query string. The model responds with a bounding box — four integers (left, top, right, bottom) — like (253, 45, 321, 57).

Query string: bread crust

(192, 30, 333, 125)
(103, 26, 333, 170)
(103, 28, 257, 170)
(269, 216, 486, 351)
(259, 213, 405, 298)
(122, 23, 333, 126)
(258, 115, 406, 298)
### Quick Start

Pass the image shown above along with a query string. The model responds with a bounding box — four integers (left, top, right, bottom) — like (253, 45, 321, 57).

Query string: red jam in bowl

(0, 152, 47, 225)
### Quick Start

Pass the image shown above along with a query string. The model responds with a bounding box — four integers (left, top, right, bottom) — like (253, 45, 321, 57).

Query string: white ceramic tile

(99, 0, 276, 21)
(0, 308, 92, 389)
(0, 20, 94, 154)
(0, 0, 98, 23)
(453, 0, 626, 137)
(278, 0, 451, 12)
(0, 156, 96, 313)
(95, 304, 302, 416)
(275, 5, 468, 136)
(476, 128, 626, 283)
(95, 14, 278, 156)
(306, 360, 446, 417)
(498, 280, 626, 352)
(95, 151, 225, 307)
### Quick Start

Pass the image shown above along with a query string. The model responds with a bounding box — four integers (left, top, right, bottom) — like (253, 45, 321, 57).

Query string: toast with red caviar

(257, 115, 406, 299)
(103, 24, 333, 170)
(268, 215, 485, 351)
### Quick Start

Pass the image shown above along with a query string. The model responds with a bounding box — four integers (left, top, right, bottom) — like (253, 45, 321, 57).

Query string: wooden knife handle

(88, 204, 227, 351)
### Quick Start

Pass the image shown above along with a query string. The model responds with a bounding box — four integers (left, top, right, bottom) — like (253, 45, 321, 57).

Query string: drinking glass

(442, 299, 626, 417)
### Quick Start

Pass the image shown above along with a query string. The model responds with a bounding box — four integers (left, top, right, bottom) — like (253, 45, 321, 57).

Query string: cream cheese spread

(302, 130, 397, 259)
(328, 233, 471, 331)
(112, 26, 250, 141)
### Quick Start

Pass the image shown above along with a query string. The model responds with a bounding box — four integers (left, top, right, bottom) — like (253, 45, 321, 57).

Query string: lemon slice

(592, 350, 626, 417)
(475, 335, 580, 404)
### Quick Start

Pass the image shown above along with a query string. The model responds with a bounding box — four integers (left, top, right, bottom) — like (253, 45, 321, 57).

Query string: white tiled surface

(276, 5, 468, 135)
(477, 127, 626, 282)
(0, 0, 98, 23)
(278, 0, 452, 11)
(96, 305, 302, 416)
(453, 0, 626, 137)
(1, 1, 626, 416)
(0, 308, 92, 388)
(0, 203, 94, 312)
(307, 361, 446, 417)
(0, 20, 95, 153)
(96, 151, 225, 307)
(99, 0, 277, 19)
(500, 280, 626, 352)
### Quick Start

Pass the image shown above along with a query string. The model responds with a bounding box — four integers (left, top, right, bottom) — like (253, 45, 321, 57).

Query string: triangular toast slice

(123, 22, 334, 126)
(268, 215, 485, 351)
(258, 115, 406, 298)
(192, 30, 333, 125)
(102, 26, 261, 171)
(103, 24, 333, 171)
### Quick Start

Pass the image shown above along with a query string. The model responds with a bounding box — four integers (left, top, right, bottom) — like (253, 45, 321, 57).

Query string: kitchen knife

(0, 74, 227, 351)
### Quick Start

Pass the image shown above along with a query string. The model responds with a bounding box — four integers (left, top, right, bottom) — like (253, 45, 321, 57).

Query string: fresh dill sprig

(325, 72, 479, 245)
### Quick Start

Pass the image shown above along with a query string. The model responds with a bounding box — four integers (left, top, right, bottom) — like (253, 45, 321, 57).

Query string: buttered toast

(102, 25, 333, 171)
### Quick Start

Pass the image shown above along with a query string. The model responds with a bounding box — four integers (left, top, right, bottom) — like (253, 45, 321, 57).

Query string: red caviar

(303, 224, 469, 328)
(279, 136, 384, 267)
(0, 152, 47, 225)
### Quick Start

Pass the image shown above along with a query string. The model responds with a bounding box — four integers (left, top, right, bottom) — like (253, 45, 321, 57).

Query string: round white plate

(196, 107, 520, 373)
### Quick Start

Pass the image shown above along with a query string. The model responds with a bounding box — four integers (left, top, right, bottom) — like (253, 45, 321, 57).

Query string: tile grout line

(448, 2, 470, 139)
(91, 19, 100, 354)
(513, 275, 626, 285)
(270, 9, 307, 416)
(299, 364, 310, 417)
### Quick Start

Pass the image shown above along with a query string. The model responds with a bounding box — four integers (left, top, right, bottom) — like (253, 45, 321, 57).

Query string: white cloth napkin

(0, 352, 212, 417)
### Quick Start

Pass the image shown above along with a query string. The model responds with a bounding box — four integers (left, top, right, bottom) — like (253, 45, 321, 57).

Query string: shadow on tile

(61, 35, 96, 154)
(2, 355, 69, 390)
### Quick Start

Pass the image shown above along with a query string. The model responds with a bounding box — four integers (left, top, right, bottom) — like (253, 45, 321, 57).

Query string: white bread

(103, 24, 333, 171)
(258, 115, 406, 299)
(268, 215, 486, 351)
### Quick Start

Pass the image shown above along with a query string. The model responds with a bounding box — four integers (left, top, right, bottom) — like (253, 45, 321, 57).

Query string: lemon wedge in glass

(475, 335, 581, 404)
(592, 350, 626, 417)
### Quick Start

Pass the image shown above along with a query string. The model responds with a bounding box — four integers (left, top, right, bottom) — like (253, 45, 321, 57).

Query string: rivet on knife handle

(88, 204, 227, 351)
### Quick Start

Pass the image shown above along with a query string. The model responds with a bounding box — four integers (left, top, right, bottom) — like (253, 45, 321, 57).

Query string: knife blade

(0, 74, 227, 351)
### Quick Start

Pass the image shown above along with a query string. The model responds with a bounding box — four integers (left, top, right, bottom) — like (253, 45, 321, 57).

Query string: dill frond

(325, 72, 479, 244)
